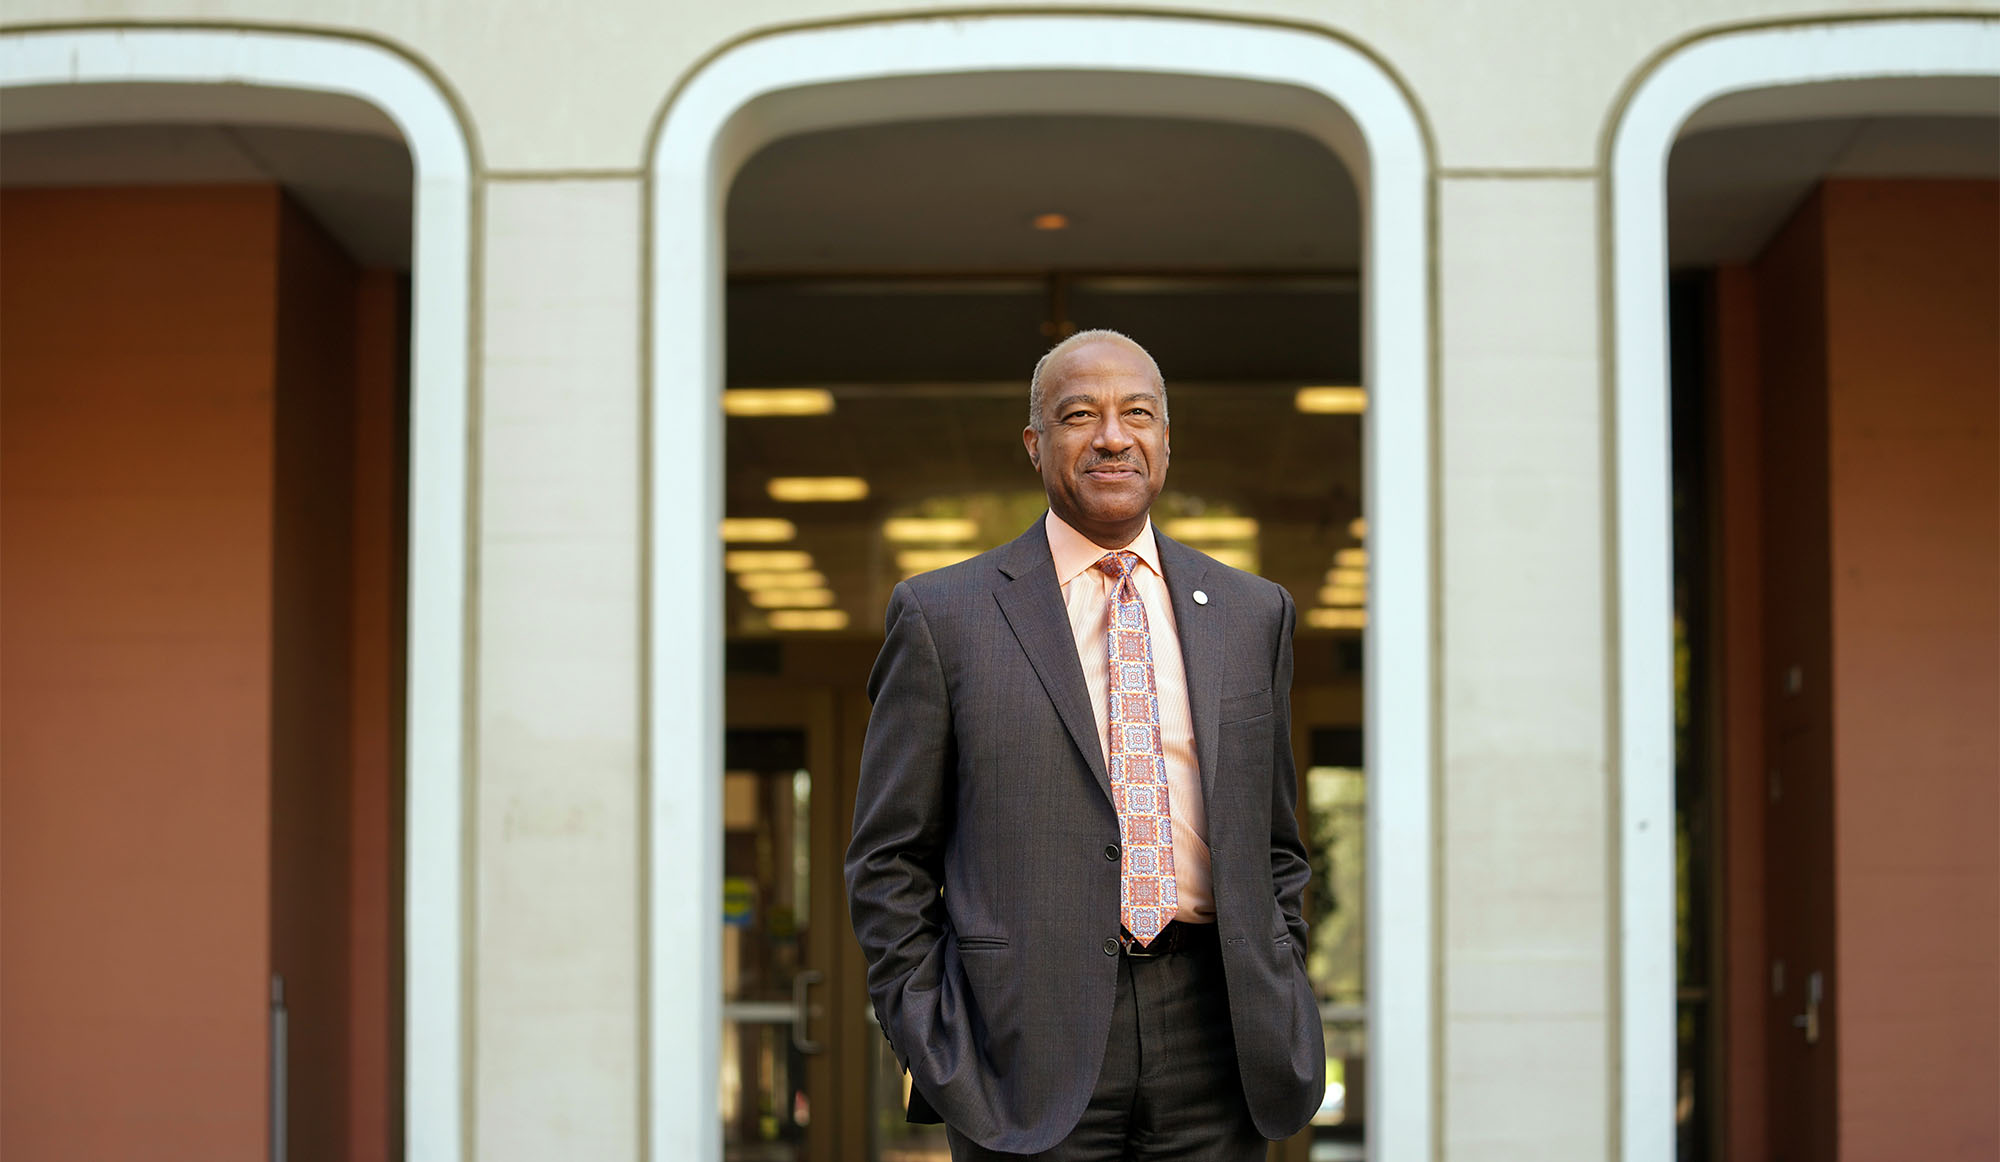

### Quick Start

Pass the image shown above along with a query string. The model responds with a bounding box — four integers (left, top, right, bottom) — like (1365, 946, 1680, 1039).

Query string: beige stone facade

(3, 4, 1993, 1161)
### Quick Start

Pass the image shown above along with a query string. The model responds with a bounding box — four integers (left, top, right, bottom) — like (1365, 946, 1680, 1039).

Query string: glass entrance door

(722, 726, 826, 1161)
(721, 681, 880, 1162)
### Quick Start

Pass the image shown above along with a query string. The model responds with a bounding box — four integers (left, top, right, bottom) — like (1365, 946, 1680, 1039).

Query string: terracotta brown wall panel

(347, 268, 409, 1162)
(1752, 185, 1840, 1162)
(267, 195, 360, 1162)
(1730, 177, 2000, 1162)
(1822, 179, 2000, 1162)
(1, 185, 283, 1162)
(1710, 262, 1768, 1162)
(2, 184, 400, 1162)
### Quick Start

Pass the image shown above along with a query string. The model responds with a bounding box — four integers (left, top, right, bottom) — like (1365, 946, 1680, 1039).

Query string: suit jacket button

(1104, 844, 1119, 861)
(1103, 937, 1120, 957)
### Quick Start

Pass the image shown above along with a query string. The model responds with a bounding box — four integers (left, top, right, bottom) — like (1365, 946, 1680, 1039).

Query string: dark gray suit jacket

(844, 519, 1326, 1153)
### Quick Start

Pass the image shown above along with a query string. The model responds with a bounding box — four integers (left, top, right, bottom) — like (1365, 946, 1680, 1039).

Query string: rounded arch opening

(718, 104, 1369, 1159)
(647, 14, 1434, 1161)
(1609, 18, 2000, 1162)
(2, 26, 473, 1162)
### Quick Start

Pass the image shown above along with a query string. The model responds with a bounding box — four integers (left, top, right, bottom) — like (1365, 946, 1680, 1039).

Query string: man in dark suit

(845, 330, 1325, 1159)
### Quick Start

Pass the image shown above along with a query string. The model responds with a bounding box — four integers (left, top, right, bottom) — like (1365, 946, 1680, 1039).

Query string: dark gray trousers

(945, 925, 1269, 1162)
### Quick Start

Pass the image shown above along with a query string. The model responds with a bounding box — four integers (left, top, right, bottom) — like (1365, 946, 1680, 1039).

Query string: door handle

(1790, 970, 1822, 1045)
(792, 969, 824, 1055)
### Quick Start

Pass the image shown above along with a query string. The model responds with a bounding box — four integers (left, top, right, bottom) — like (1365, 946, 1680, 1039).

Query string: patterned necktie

(1096, 550, 1177, 945)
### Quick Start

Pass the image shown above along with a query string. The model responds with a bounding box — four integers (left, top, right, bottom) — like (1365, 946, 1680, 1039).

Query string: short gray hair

(1027, 329, 1167, 432)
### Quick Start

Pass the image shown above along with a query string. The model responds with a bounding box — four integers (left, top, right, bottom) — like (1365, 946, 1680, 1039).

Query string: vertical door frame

(646, 13, 1437, 1161)
(1606, 17, 2000, 1162)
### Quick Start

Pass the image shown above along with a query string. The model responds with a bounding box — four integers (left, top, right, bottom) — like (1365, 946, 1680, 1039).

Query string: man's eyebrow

(1054, 390, 1161, 412)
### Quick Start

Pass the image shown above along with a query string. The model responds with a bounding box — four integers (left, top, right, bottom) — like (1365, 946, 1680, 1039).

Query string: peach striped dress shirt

(1045, 511, 1214, 924)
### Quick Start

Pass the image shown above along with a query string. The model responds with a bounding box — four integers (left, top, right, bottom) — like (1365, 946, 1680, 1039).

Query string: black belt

(1119, 921, 1217, 958)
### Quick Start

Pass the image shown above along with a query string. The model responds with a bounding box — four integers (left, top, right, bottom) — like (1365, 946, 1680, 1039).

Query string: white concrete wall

(475, 178, 644, 1160)
(2, 4, 1976, 1160)
(0, 0, 1954, 167)
(1438, 176, 1609, 1162)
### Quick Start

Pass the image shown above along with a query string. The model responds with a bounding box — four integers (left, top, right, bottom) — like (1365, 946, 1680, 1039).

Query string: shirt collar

(1045, 510, 1163, 587)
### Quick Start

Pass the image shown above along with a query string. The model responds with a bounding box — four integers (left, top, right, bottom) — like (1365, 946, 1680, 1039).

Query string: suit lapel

(1157, 533, 1222, 804)
(992, 522, 1113, 804)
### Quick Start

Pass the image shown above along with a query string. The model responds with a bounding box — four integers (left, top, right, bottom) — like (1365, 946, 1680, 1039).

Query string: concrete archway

(2, 27, 474, 1162)
(1608, 17, 2000, 1162)
(646, 14, 1436, 1159)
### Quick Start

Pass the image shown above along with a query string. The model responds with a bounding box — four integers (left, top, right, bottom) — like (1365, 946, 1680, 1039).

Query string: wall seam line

(1438, 167, 1600, 179)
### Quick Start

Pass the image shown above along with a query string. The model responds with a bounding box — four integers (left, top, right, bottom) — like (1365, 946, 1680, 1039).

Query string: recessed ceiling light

(769, 609, 850, 631)
(724, 388, 835, 417)
(896, 548, 977, 573)
(748, 588, 837, 609)
(1306, 608, 1367, 630)
(1324, 568, 1367, 588)
(1296, 386, 1368, 414)
(1348, 516, 1367, 540)
(1318, 585, 1367, 607)
(736, 570, 828, 591)
(721, 517, 796, 543)
(884, 517, 980, 543)
(1334, 547, 1368, 569)
(1032, 212, 1070, 231)
(1163, 516, 1259, 541)
(768, 476, 869, 502)
(725, 550, 813, 572)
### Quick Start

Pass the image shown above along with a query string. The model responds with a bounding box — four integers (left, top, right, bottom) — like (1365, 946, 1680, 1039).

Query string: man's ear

(1022, 425, 1041, 470)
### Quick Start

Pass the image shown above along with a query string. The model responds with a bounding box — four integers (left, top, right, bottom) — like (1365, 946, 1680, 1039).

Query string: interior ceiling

(0, 123, 414, 268)
(1668, 114, 1998, 266)
(723, 277, 1362, 385)
(728, 114, 1361, 272)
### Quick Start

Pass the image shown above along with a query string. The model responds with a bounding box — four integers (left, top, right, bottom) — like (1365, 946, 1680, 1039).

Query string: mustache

(1081, 454, 1141, 471)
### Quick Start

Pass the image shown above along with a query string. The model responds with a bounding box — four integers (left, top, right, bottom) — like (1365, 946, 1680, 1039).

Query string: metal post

(269, 974, 287, 1162)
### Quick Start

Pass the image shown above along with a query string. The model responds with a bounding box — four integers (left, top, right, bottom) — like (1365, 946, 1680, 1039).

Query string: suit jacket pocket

(1275, 932, 1309, 977)
(1220, 687, 1273, 724)
(954, 936, 1010, 951)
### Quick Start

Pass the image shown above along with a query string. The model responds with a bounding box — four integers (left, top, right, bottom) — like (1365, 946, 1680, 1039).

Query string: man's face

(1022, 338, 1170, 547)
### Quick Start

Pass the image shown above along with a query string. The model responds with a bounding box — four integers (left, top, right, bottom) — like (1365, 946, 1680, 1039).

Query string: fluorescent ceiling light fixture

(735, 570, 828, 591)
(1163, 516, 1259, 541)
(1348, 516, 1367, 540)
(723, 388, 835, 416)
(725, 550, 813, 573)
(748, 588, 837, 609)
(1306, 608, 1367, 630)
(720, 517, 796, 543)
(1206, 548, 1259, 573)
(1295, 386, 1367, 414)
(1325, 568, 1367, 588)
(1334, 547, 1368, 568)
(1031, 212, 1070, 230)
(768, 476, 869, 502)
(769, 609, 850, 631)
(896, 548, 977, 573)
(1318, 585, 1368, 607)
(884, 517, 980, 543)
